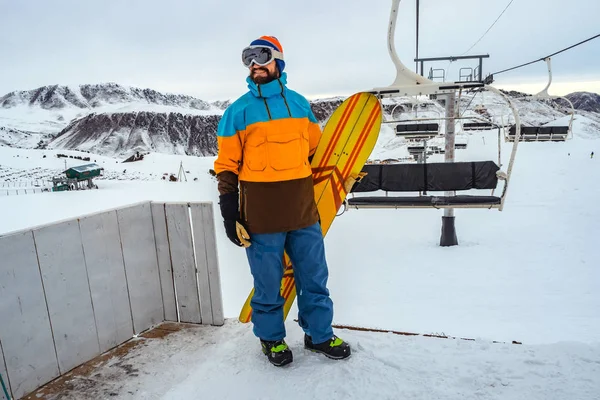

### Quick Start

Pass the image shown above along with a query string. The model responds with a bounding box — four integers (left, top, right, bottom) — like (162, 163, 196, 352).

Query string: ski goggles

(242, 45, 284, 68)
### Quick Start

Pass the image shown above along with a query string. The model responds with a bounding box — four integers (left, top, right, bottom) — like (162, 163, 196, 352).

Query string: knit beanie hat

(249, 35, 285, 73)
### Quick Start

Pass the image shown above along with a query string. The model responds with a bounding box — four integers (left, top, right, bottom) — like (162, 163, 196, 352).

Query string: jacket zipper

(242, 185, 248, 222)
(278, 80, 292, 117)
(257, 84, 273, 120)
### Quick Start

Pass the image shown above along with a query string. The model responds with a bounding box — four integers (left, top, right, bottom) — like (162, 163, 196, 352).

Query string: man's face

(249, 60, 279, 85)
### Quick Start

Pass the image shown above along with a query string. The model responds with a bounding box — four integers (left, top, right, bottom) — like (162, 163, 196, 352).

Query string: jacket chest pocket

(244, 136, 267, 171)
(267, 132, 302, 171)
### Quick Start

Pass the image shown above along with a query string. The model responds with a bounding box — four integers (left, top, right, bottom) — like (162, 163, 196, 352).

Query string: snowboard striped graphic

(239, 92, 382, 323)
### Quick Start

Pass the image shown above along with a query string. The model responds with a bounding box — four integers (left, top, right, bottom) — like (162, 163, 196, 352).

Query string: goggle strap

(270, 49, 284, 61)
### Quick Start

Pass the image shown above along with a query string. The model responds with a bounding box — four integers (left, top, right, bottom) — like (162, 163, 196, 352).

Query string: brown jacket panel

(240, 176, 319, 234)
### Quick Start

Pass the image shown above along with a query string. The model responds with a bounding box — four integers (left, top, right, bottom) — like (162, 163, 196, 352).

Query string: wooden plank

(150, 203, 177, 322)
(0, 339, 11, 400)
(79, 210, 134, 353)
(117, 203, 164, 334)
(199, 202, 224, 325)
(190, 203, 224, 325)
(34, 220, 100, 374)
(165, 203, 201, 324)
(0, 231, 59, 399)
(189, 203, 212, 325)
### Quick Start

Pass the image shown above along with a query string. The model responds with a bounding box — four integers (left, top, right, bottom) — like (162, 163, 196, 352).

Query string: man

(213, 36, 351, 367)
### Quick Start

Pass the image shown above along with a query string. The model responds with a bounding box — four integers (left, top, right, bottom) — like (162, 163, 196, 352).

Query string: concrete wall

(0, 201, 223, 399)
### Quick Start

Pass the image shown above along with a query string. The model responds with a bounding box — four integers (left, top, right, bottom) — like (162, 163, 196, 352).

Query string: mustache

(251, 68, 269, 74)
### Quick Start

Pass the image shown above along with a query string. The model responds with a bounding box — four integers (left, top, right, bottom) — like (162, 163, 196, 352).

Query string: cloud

(0, 0, 598, 101)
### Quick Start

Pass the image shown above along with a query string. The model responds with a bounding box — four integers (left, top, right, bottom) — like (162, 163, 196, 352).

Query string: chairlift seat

(463, 122, 494, 131)
(351, 161, 499, 192)
(538, 126, 552, 140)
(348, 162, 501, 208)
(396, 123, 439, 138)
(507, 124, 569, 142)
(550, 126, 568, 141)
(551, 126, 568, 135)
(522, 126, 539, 140)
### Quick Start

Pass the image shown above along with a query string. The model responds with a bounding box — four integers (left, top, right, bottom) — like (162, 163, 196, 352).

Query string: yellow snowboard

(239, 92, 382, 323)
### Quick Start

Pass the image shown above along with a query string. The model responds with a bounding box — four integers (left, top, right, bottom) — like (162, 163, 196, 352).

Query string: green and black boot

(304, 334, 351, 360)
(260, 339, 293, 367)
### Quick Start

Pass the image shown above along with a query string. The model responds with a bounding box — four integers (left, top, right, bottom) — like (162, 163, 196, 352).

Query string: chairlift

(506, 57, 574, 143)
(456, 87, 502, 132)
(350, 0, 522, 212)
(463, 121, 494, 130)
(387, 98, 444, 142)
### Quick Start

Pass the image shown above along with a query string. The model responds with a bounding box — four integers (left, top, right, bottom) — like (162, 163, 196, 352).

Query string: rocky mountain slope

(565, 91, 600, 113)
(50, 112, 220, 157)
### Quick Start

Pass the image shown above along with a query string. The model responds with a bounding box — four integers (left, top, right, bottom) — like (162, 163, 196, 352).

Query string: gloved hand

(219, 192, 251, 247)
(223, 220, 251, 247)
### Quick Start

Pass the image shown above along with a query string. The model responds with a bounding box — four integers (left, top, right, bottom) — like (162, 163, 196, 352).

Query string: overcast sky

(1, 0, 599, 101)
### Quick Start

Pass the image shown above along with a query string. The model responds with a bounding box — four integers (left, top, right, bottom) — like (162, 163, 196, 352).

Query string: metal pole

(440, 91, 458, 246)
(478, 56, 483, 81)
(415, 0, 420, 73)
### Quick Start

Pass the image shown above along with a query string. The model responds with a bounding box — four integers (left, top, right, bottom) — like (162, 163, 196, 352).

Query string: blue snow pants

(245, 222, 334, 344)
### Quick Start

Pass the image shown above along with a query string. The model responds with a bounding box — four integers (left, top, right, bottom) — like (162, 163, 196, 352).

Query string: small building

(64, 163, 104, 180)
(52, 163, 103, 192)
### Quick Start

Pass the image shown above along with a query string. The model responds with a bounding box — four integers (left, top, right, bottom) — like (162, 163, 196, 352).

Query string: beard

(250, 67, 279, 84)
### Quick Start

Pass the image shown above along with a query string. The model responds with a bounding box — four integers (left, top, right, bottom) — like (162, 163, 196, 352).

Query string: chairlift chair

(348, 0, 522, 212)
(506, 57, 574, 143)
(387, 96, 444, 141)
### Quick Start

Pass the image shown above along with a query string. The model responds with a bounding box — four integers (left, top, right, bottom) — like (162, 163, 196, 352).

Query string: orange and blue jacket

(214, 72, 321, 234)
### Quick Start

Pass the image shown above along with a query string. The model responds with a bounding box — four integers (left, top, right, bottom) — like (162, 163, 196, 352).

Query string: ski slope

(0, 113, 599, 398)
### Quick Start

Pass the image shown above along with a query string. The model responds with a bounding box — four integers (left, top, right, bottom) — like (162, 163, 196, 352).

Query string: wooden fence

(0, 201, 223, 399)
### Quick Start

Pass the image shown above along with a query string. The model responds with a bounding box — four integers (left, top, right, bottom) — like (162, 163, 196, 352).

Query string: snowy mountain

(0, 83, 213, 111)
(41, 95, 364, 157)
(0, 84, 359, 156)
(565, 91, 600, 113)
(0, 83, 229, 151)
(50, 112, 219, 157)
(1, 83, 599, 157)
(0, 126, 48, 149)
(42, 98, 353, 157)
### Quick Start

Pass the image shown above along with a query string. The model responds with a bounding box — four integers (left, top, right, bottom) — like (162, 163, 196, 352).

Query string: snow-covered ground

(42, 321, 599, 400)
(1, 108, 599, 398)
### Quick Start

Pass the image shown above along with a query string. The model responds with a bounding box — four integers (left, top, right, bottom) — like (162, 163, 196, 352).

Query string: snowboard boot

(260, 339, 293, 367)
(304, 334, 351, 360)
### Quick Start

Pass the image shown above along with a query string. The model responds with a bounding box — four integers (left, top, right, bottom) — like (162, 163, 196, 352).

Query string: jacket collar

(246, 72, 288, 98)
